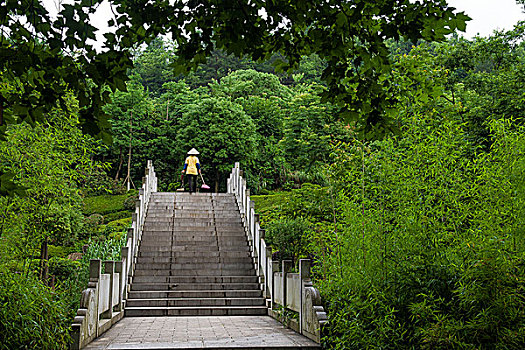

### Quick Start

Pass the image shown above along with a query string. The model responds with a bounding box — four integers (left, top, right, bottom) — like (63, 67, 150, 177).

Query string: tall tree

(176, 97, 257, 192)
(132, 37, 176, 97)
(103, 75, 152, 186)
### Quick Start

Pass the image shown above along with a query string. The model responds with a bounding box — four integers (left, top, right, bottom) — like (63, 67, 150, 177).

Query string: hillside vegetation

(1, 6, 524, 348)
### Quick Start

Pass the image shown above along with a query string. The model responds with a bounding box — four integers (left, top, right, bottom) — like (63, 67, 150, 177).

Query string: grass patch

(83, 194, 127, 215)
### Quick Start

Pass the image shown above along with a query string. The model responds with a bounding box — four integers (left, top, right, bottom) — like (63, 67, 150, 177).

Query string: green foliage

(123, 192, 138, 211)
(82, 168, 126, 196)
(176, 96, 258, 191)
(105, 217, 132, 241)
(250, 29, 525, 347)
(252, 192, 290, 226)
(211, 69, 290, 100)
(152, 0, 468, 134)
(0, 3, 119, 145)
(61, 234, 128, 323)
(83, 194, 128, 216)
(104, 210, 133, 223)
(253, 184, 332, 225)
(47, 245, 70, 259)
(0, 267, 71, 349)
(1, 0, 470, 197)
(265, 217, 310, 266)
(82, 236, 127, 263)
(312, 111, 525, 348)
(398, 27, 525, 149)
(132, 37, 176, 96)
(48, 257, 81, 281)
(82, 193, 133, 241)
(0, 110, 100, 267)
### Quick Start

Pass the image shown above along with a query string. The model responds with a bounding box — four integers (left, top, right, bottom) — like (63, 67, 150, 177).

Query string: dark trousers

(187, 174, 197, 193)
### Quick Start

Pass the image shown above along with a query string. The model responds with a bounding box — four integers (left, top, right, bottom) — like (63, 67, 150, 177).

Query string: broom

(200, 173, 210, 190)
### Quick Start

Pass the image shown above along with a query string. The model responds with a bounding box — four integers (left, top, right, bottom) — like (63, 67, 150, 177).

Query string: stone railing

(227, 163, 327, 343)
(70, 160, 157, 349)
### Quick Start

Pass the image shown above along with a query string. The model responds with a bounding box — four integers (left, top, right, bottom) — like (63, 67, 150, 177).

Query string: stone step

(138, 251, 251, 258)
(134, 262, 255, 270)
(171, 192, 231, 196)
(141, 229, 246, 236)
(141, 232, 247, 238)
(167, 242, 249, 249)
(130, 282, 261, 291)
(140, 241, 249, 248)
(139, 234, 247, 241)
(134, 270, 255, 278)
(128, 290, 263, 299)
(149, 215, 241, 220)
(138, 243, 250, 250)
(174, 208, 238, 212)
(125, 192, 267, 320)
(142, 227, 245, 231)
(132, 275, 259, 284)
(136, 256, 254, 264)
(143, 225, 245, 230)
(137, 245, 219, 252)
(124, 306, 268, 317)
(143, 223, 243, 230)
(126, 297, 265, 307)
(146, 212, 241, 217)
(133, 269, 255, 277)
(137, 246, 251, 253)
(139, 236, 248, 242)
(153, 193, 232, 198)
(172, 202, 236, 206)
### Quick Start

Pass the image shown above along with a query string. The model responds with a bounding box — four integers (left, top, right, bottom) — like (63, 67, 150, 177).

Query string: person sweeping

(181, 148, 201, 194)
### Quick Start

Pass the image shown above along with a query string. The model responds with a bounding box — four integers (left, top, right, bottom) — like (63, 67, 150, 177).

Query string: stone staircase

(125, 192, 267, 317)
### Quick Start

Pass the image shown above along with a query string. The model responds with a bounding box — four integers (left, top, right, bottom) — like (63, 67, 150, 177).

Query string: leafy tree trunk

(124, 112, 135, 191)
(115, 146, 124, 180)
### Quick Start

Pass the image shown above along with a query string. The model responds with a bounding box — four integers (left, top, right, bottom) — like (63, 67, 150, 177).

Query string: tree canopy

(1, 0, 470, 194)
(1, 0, 469, 136)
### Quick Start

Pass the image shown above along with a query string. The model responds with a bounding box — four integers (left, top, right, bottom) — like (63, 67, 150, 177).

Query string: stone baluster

(71, 160, 158, 349)
(281, 260, 293, 309)
(270, 259, 279, 309)
(226, 164, 327, 344)
(300, 259, 327, 343)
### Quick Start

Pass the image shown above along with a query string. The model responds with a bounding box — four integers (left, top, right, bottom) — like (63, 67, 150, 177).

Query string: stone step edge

(127, 297, 264, 301)
(124, 306, 268, 310)
(128, 289, 262, 293)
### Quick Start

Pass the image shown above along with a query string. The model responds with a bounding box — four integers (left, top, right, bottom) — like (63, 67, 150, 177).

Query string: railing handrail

(227, 162, 327, 343)
(70, 160, 157, 349)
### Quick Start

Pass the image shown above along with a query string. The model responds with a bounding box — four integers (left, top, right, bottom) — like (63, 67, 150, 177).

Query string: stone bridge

(70, 161, 327, 349)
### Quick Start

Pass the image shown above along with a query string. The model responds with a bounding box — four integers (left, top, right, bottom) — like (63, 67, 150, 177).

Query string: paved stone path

(84, 316, 320, 349)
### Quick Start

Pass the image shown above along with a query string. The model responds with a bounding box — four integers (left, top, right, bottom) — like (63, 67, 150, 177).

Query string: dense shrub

(0, 267, 71, 349)
(123, 192, 139, 210)
(81, 169, 126, 196)
(48, 257, 81, 281)
(312, 116, 525, 349)
(265, 217, 310, 266)
(63, 234, 128, 323)
(105, 217, 132, 240)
